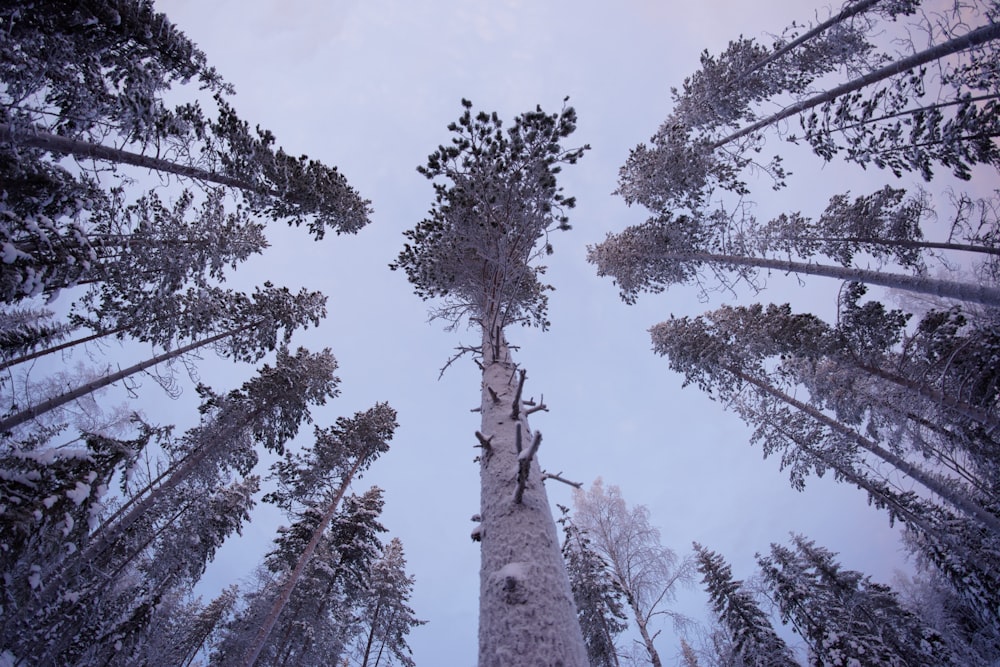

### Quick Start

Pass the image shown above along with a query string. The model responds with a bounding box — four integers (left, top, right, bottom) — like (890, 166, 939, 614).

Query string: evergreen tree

(558, 505, 628, 667)
(240, 404, 399, 666)
(390, 98, 590, 665)
(693, 543, 797, 667)
(354, 537, 426, 667)
(758, 535, 957, 667)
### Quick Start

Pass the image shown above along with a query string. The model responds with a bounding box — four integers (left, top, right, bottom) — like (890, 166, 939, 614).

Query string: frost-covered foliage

(212, 487, 400, 667)
(0, 0, 371, 247)
(693, 543, 797, 667)
(559, 505, 628, 667)
(391, 98, 588, 331)
(572, 479, 694, 667)
(352, 537, 426, 667)
(226, 405, 399, 665)
(647, 296, 1000, 648)
(617, 0, 999, 221)
(758, 535, 957, 667)
(0, 347, 338, 665)
(589, 190, 1000, 306)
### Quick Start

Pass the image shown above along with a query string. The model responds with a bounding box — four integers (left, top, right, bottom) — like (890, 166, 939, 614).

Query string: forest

(1, 0, 999, 665)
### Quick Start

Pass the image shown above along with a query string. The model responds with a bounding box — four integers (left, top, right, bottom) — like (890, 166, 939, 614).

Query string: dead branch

(526, 395, 548, 415)
(438, 344, 482, 380)
(511, 369, 527, 419)
(541, 471, 582, 489)
(475, 431, 493, 450)
(487, 386, 499, 403)
(514, 430, 542, 504)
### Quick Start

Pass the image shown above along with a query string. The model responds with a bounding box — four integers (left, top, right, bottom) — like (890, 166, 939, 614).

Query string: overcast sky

(147, 1, 948, 663)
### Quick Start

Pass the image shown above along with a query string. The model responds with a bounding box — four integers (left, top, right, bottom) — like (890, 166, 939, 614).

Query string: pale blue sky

(149, 1, 944, 663)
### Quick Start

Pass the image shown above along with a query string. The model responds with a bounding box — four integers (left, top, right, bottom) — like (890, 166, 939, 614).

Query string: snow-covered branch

(514, 429, 542, 504)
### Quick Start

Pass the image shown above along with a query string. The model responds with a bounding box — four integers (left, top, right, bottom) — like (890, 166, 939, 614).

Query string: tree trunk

(714, 20, 1000, 148)
(761, 235, 1000, 257)
(0, 326, 120, 372)
(0, 122, 263, 195)
(673, 250, 1000, 307)
(733, 367, 1000, 535)
(476, 326, 589, 667)
(627, 595, 662, 667)
(360, 599, 381, 667)
(0, 324, 251, 433)
(240, 458, 363, 667)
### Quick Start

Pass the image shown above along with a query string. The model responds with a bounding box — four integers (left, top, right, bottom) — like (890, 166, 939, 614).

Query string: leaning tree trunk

(476, 325, 588, 666)
(0, 323, 253, 433)
(240, 458, 363, 667)
(733, 366, 1000, 536)
(715, 20, 1000, 148)
(675, 250, 1000, 307)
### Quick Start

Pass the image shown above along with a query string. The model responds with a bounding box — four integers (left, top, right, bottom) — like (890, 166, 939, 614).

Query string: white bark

(476, 327, 588, 667)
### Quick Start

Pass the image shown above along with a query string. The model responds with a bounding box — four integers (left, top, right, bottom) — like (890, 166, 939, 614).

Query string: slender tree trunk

(732, 366, 1000, 535)
(760, 235, 1000, 257)
(0, 123, 263, 195)
(0, 324, 251, 433)
(625, 592, 662, 667)
(476, 326, 588, 667)
(670, 250, 1000, 307)
(360, 599, 381, 667)
(0, 326, 118, 372)
(240, 458, 363, 667)
(714, 21, 1000, 148)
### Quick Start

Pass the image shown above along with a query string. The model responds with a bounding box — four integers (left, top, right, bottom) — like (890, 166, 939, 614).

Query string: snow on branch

(525, 394, 548, 415)
(511, 369, 527, 419)
(475, 431, 494, 451)
(514, 428, 542, 504)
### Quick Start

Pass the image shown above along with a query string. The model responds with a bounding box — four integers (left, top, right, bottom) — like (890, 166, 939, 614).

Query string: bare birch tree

(572, 479, 693, 667)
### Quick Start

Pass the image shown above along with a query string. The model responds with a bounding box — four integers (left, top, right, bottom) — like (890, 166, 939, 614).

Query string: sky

(128, 1, 966, 664)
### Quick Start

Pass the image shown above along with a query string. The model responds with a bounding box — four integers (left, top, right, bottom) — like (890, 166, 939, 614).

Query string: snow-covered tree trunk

(476, 328, 588, 667)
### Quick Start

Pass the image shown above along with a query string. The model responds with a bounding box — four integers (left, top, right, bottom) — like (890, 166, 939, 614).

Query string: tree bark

(626, 594, 662, 667)
(671, 250, 1000, 307)
(476, 327, 588, 667)
(240, 458, 363, 667)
